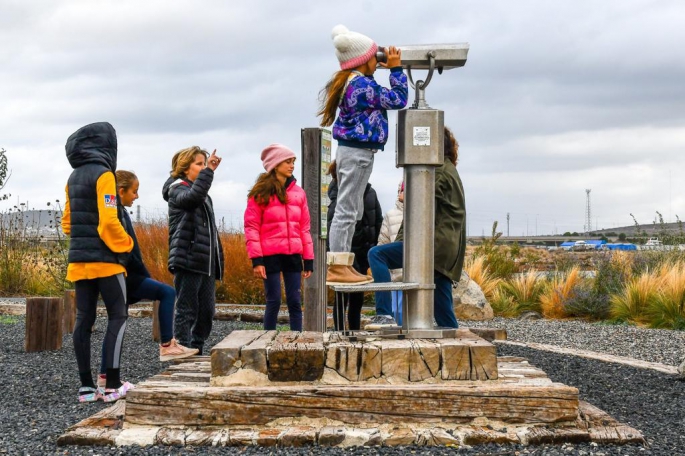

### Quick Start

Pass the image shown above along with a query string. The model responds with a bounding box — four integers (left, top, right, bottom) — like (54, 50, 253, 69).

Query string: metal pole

(403, 165, 435, 330)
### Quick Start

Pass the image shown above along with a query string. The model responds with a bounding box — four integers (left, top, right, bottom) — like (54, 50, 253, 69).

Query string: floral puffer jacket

(244, 177, 314, 263)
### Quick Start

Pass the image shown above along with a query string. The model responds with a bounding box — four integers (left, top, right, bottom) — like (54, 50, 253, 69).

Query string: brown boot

(341, 252, 374, 282)
(326, 252, 373, 285)
(349, 266, 374, 281)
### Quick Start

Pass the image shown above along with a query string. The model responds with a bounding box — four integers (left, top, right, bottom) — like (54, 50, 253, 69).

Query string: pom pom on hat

(261, 143, 296, 173)
(331, 24, 377, 70)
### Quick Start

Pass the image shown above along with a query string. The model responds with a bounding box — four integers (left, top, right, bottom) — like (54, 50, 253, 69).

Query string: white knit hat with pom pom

(331, 24, 377, 70)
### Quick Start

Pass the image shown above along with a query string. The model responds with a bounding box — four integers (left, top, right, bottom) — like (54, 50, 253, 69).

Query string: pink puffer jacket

(244, 180, 314, 261)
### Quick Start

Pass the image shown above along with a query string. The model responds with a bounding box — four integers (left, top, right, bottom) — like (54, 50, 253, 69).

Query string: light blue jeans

(329, 145, 375, 253)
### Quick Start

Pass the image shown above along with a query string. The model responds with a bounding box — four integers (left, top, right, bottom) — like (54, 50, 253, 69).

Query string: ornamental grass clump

(646, 262, 685, 330)
(496, 271, 545, 315)
(539, 266, 583, 319)
(609, 271, 661, 324)
(464, 255, 501, 301)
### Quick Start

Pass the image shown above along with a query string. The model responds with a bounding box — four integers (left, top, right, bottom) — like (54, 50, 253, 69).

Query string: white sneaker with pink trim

(159, 339, 199, 362)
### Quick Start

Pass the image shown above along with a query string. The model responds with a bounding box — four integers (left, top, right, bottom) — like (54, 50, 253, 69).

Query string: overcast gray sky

(1, 0, 684, 236)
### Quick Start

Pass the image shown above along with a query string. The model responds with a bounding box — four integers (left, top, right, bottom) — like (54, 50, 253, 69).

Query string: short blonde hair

(115, 170, 138, 191)
(171, 146, 208, 179)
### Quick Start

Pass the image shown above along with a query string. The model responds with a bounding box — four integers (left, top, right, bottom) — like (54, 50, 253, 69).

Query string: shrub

(564, 287, 611, 320)
(463, 256, 501, 300)
(489, 287, 518, 318)
(609, 272, 661, 324)
(497, 271, 545, 315)
(646, 262, 685, 330)
(136, 220, 265, 304)
(539, 266, 583, 319)
(215, 232, 264, 304)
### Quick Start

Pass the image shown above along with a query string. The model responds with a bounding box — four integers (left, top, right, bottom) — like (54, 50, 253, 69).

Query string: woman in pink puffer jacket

(244, 144, 314, 331)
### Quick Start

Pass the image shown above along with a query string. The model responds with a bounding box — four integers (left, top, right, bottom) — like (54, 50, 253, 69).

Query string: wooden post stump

(62, 289, 77, 334)
(25, 297, 64, 352)
(151, 300, 160, 342)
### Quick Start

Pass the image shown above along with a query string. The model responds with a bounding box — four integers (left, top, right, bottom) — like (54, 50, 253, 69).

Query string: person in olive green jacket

(366, 127, 465, 329)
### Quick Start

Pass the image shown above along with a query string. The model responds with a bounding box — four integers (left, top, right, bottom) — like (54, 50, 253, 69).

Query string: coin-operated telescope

(379, 43, 469, 338)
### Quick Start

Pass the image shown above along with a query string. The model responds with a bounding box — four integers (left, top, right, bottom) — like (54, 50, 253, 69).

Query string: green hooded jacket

(396, 157, 466, 282)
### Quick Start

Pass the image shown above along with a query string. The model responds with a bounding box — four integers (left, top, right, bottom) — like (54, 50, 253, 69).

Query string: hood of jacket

(65, 122, 117, 171)
(162, 175, 176, 202)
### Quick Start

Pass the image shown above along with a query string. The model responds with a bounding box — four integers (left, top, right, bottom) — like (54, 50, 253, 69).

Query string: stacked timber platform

(59, 329, 644, 448)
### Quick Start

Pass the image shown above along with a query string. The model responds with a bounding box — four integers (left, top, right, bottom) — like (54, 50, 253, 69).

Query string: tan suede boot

(326, 252, 373, 285)
(340, 252, 374, 281)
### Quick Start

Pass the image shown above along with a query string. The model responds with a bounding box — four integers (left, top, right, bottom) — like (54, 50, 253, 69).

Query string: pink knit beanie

(261, 143, 296, 173)
(331, 24, 377, 70)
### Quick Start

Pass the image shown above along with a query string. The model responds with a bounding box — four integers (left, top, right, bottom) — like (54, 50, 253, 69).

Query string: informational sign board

(319, 129, 332, 238)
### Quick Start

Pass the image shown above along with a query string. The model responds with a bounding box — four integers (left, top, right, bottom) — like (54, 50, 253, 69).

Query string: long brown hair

(326, 160, 337, 181)
(248, 171, 287, 206)
(444, 127, 459, 166)
(171, 146, 208, 179)
(317, 70, 352, 127)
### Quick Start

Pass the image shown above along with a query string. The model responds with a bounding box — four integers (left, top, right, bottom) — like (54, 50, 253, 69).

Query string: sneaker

(364, 315, 399, 330)
(102, 381, 135, 403)
(78, 386, 103, 403)
(160, 339, 200, 362)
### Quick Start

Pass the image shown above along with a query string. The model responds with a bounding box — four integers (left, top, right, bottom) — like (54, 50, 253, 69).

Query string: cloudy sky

(1, 0, 684, 237)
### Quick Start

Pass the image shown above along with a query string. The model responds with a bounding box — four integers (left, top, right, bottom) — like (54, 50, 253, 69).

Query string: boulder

(452, 271, 494, 321)
(519, 311, 543, 321)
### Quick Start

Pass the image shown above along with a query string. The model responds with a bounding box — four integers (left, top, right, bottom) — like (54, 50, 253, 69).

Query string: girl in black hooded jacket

(162, 147, 224, 355)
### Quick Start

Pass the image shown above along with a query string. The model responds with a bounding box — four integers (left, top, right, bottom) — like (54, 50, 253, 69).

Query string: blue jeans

(100, 277, 174, 374)
(264, 271, 302, 331)
(368, 242, 459, 328)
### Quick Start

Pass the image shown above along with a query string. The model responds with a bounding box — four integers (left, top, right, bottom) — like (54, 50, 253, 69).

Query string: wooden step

(210, 329, 498, 383)
(125, 380, 579, 427)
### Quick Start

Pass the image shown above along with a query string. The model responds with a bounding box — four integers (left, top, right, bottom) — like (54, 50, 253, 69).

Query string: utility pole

(585, 189, 592, 235)
(136, 204, 141, 223)
(506, 212, 510, 237)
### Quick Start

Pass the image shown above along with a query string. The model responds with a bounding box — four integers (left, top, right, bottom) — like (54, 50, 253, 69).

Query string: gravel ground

(0, 310, 684, 455)
(468, 318, 685, 366)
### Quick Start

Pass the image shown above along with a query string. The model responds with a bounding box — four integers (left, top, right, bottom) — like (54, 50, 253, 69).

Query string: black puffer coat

(65, 121, 128, 266)
(327, 181, 382, 271)
(162, 168, 224, 279)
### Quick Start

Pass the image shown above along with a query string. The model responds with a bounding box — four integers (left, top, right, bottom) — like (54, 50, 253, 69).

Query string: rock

(678, 359, 685, 377)
(452, 271, 494, 321)
(519, 311, 543, 320)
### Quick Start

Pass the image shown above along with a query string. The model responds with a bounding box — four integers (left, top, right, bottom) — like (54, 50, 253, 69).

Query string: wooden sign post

(301, 128, 332, 332)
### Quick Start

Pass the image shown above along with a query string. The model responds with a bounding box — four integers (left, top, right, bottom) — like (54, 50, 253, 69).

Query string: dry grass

(135, 219, 173, 285)
(497, 271, 546, 315)
(646, 262, 685, 329)
(464, 256, 501, 300)
(489, 287, 518, 318)
(136, 220, 264, 304)
(609, 271, 661, 324)
(539, 266, 583, 319)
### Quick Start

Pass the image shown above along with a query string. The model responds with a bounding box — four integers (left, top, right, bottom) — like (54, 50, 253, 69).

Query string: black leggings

(73, 274, 127, 374)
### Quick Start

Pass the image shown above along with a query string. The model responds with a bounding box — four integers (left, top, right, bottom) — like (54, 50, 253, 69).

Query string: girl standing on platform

(244, 144, 314, 331)
(318, 24, 408, 285)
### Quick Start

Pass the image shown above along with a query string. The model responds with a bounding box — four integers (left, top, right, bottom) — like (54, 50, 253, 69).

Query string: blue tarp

(604, 243, 637, 251)
(560, 242, 576, 247)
